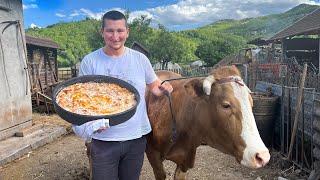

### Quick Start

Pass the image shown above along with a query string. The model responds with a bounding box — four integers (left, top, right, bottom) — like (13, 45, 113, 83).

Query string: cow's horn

(203, 75, 215, 95)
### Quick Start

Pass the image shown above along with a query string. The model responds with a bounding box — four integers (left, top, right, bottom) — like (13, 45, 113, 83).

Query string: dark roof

(26, 35, 59, 49)
(269, 8, 320, 41)
(131, 41, 149, 56)
(247, 38, 268, 46)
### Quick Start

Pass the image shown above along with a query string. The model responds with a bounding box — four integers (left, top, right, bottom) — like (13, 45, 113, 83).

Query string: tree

(195, 34, 245, 66)
(174, 34, 198, 64)
(126, 15, 153, 47)
(149, 26, 185, 68)
(87, 20, 104, 50)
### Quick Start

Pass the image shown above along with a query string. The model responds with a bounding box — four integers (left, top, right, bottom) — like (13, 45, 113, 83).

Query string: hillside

(188, 4, 319, 40)
(26, 18, 102, 66)
(26, 4, 320, 67)
(229, 4, 319, 39)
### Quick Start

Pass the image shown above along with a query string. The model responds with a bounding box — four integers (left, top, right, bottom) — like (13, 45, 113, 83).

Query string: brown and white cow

(145, 66, 270, 180)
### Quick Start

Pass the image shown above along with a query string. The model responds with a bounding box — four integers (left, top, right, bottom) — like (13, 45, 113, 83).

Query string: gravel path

(0, 114, 306, 180)
(0, 134, 288, 180)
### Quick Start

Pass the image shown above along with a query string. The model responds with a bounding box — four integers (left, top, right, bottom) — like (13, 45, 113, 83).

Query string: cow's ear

(184, 79, 205, 99)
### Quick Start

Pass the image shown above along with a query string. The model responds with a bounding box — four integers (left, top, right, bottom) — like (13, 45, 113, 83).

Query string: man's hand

(148, 79, 173, 96)
(159, 81, 173, 95)
(94, 126, 108, 133)
(92, 119, 109, 134)
(72, 118, 110, 141)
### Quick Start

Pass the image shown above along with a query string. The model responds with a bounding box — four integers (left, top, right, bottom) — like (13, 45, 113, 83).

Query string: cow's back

(156, 70, 182, 81)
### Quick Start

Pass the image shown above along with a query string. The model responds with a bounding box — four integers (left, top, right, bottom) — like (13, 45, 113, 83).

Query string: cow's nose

(254, 150, 270, 168)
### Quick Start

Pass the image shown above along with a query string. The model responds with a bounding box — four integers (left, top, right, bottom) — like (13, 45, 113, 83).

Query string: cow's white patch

(230, 77, 268, 168)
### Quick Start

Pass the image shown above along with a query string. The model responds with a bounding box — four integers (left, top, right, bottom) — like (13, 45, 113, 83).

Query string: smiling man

(72, 10, 173, 180)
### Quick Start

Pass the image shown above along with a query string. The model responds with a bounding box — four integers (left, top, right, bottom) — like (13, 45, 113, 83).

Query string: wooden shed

(268, 7, 320, 73)
(0, 0, 32, 140)
(26, 35, 59, 111)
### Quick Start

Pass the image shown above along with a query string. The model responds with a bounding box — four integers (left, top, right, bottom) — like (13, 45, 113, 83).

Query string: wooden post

(44, 49, 48, 86)
(281, 40, 285, 62)
(48, 58, 58, 82)
(287, 63, 308, 160)
(28, 49, 35, 90)
(54, 49, 58, 80)
(251, 60, 257, 90)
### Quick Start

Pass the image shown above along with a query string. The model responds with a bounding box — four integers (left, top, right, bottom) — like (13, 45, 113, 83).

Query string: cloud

(128, 11, 153, 23)
(79, 8, 105, 19)
(70, 11, 80, 17)
(23, 4, 38, 10)
(145, 0, 320, 29)
(30, 23, 41, 28)
(64, 9, 102, 19)
(60, 0, 320, 30)
(55, 13, 66, 18)
(66, 8, 126, 20)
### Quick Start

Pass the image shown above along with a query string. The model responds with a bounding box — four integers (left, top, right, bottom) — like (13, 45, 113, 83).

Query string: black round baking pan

(52, 75, 140, 126)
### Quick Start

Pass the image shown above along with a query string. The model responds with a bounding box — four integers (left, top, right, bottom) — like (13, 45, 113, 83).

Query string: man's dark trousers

(91, 136, 147, 180)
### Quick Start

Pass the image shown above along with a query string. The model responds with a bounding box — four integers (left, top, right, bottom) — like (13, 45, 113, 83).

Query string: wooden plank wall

(27, 45, 58, 92)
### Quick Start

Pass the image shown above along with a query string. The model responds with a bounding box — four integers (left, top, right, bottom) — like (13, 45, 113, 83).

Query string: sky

(22, 0, 320, 31)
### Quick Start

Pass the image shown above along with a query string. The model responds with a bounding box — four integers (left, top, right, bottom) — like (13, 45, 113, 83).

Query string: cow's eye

(222, 102, 231, 109)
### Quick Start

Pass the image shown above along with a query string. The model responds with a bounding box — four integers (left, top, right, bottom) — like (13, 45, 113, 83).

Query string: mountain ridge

(26, 4, 320, 66)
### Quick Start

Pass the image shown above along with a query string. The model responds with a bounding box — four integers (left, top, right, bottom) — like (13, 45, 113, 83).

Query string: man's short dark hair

(102, 10, 127, 28)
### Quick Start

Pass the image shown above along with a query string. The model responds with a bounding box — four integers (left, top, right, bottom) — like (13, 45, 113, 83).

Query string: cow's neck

(166, 132, 199, 170)
(165, 93, 204, 169)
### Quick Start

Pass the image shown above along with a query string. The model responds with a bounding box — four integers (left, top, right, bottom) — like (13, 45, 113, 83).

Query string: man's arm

(148, 78, 173, 96)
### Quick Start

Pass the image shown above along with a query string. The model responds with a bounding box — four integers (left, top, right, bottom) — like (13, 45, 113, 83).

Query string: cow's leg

(85, 141, 92, 180)
(174, 166, 187, 180)
(146, 145, 166, 180)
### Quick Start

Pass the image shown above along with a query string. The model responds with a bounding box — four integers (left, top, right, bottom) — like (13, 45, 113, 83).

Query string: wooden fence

(58, 67, 78, 81)
(309, 99, 320, 179)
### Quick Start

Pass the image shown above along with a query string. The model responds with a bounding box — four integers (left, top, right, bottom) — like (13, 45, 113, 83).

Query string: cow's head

(184, 66, 270, 168)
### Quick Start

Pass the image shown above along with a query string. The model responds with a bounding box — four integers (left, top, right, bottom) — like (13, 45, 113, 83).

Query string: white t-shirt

(73, 47, 157, 141)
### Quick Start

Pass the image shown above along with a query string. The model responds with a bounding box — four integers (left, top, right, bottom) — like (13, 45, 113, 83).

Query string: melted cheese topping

(56, 82, 136, 116)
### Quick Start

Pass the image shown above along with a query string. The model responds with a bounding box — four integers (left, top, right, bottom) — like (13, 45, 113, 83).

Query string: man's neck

(103, 46, 125, 57)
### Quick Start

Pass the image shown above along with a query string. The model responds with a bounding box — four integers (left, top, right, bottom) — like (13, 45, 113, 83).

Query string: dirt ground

(0, 114, 308, 180)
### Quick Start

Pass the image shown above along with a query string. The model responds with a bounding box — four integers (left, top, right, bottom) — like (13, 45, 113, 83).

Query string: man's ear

(184, 79, 206, 100)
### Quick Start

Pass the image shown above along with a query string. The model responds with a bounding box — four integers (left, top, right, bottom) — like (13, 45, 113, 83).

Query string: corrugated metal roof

(269, 8, 320, 41)
(26, 35, 59, 49)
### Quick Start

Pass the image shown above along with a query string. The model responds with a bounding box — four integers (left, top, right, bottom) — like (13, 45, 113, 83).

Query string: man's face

(101, 19, 129, 51)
